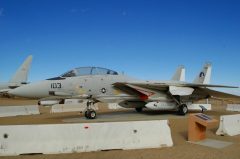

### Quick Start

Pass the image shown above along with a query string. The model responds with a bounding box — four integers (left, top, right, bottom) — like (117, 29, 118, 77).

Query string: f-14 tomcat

(9, 63, 239, 119)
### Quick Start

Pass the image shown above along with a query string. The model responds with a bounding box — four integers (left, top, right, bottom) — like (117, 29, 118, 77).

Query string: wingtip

(178, 65, 185, 69)
(27, 55, 33, 59)
(204, 62, 212, 67)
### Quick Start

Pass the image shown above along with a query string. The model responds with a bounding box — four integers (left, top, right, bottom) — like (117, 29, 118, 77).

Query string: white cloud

(70, 8, 78, 13)
(80, 8, 89, 13)
(0, 8, 4, 16)
(69, 8, 89, 14)
(122, 11, 127, 16)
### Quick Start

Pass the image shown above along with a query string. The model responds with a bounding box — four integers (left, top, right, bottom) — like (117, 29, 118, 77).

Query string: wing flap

(197, 88, 240, 99)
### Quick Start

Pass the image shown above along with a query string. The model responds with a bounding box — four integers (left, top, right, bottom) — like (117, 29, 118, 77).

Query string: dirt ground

(0, 98, 239, 159)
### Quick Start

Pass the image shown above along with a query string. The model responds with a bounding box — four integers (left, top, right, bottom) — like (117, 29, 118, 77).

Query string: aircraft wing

(196, 87, 240, 99)
(177, 83, 238, 88)
(114, 82, 240, 100)
(120, 81, 238, 88)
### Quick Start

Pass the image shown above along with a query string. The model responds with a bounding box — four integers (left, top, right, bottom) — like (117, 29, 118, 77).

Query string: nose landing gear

(85, 109, 97, 119)
(84, 100, 97, 119)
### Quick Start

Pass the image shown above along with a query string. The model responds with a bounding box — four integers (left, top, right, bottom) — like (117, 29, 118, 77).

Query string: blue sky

(0, 0, 239, 94)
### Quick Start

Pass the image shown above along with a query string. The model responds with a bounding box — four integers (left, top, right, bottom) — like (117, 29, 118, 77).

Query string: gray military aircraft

(0, 55, 33, 95)
(9, 63, 239, 119)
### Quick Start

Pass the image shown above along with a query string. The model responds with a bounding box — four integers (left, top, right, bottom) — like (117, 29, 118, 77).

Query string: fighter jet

(0, 55, 33, 95)
(9, 63, 239, 119)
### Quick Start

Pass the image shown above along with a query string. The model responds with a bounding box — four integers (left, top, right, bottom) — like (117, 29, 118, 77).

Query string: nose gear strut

(84, 100, 97, 119)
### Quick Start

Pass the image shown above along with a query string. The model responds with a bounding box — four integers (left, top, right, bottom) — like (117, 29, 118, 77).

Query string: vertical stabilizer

(193, 63, 212, 84)
(9, 55, 33, 84)
(172, 65, 185, 82)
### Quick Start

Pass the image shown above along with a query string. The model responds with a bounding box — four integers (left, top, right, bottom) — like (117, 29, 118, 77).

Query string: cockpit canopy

(61, 67, 118, 77)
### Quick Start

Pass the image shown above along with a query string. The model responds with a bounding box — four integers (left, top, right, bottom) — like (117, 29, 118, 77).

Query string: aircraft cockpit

(61, 67, 118, 77)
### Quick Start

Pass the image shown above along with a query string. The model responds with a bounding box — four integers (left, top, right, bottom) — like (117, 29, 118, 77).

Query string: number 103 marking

(51, 83, 61, 89)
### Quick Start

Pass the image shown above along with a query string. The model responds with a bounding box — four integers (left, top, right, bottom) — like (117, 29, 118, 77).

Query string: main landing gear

(170, 94, 188, 116)
(177, 104, 188, 115)
(84, 101, 97, 119)
(135, 107, 143, 112)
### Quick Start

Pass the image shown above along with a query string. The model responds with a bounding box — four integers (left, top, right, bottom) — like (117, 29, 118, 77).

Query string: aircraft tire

(135, 107, 143, 112)
(178, 104, 188, 115)
(86, 109, 97, 119)
(84, 111, 88, 118)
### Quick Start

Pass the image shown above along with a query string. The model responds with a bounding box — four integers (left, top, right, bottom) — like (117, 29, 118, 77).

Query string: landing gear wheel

(88, 110, 97, 119)
(85, 109, 97, 119)
(84, 111, 88, 118)
(135, 107, 143, 113)
(178, 104, 188, 115)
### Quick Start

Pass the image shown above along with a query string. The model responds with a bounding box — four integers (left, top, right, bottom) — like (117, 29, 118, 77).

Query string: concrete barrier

(216, 114, 240, 136)
(40, 99, 83, 106)
(0, 105, 40, 117)
(107, 103, 212, 111)
(188, 104, 211, 111)
(39, 100, 60, 106)
(51, 102, 98, 113)
(0, 120, 173, 156)
(226, 104, 240, 112)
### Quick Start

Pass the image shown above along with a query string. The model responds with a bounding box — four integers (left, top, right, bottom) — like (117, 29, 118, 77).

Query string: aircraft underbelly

(145, 101, 176, 110)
